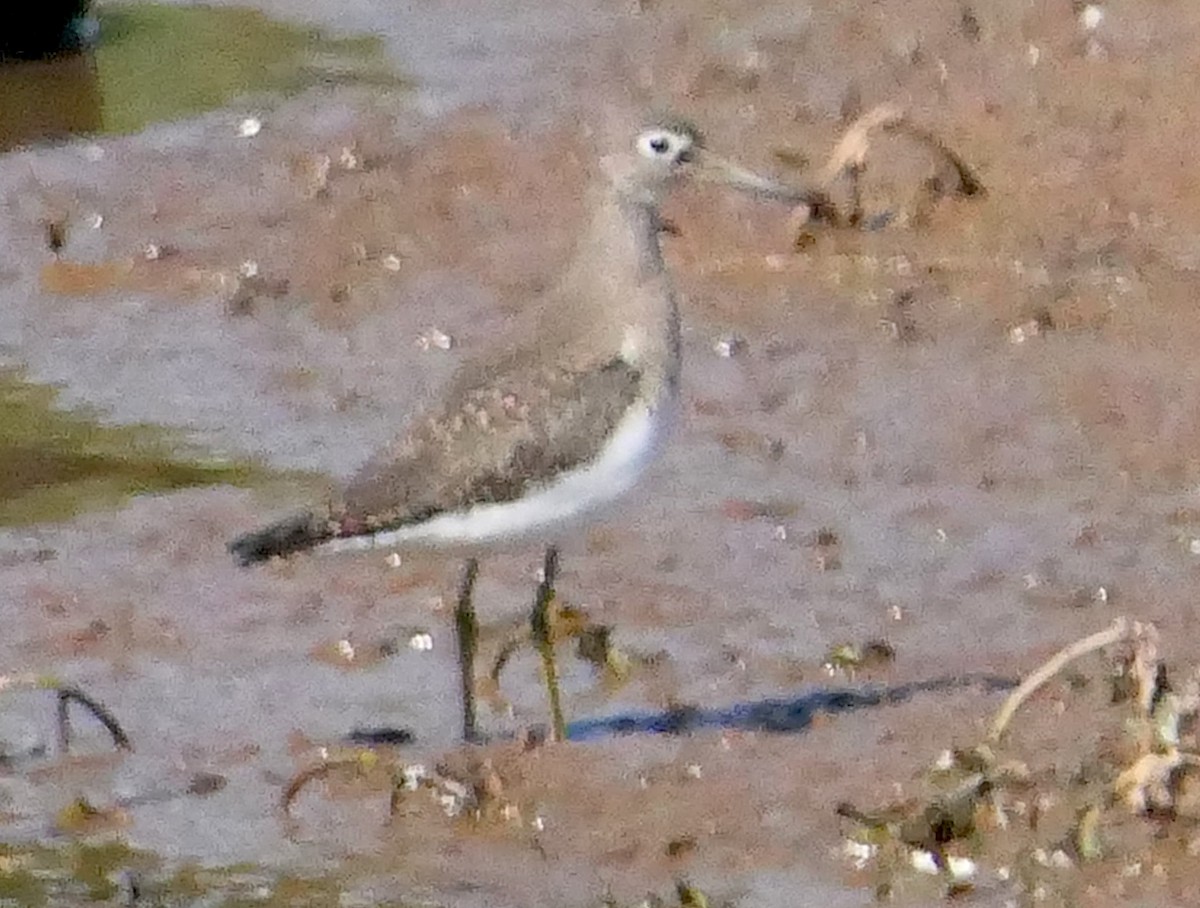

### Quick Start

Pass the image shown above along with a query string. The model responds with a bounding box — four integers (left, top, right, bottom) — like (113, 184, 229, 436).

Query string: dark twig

(56, 683, 132, 752)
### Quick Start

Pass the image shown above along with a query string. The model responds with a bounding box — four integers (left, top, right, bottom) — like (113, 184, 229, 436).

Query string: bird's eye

(638, 131, 681, 159)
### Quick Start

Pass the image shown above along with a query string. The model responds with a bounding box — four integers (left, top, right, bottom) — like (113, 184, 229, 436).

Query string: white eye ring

(637, 131, 680, 159)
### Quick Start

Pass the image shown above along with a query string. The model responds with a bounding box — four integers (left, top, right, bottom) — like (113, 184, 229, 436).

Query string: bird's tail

(228, 512, 333, 566)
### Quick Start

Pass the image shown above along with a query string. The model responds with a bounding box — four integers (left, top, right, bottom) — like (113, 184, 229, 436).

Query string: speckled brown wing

(330, 356, 643, 537)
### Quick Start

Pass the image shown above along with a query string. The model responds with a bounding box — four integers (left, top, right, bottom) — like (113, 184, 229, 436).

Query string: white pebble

(401, 764, 427, 790)
(385, 552, 402, 568)
(416, 328, 454, 352)
(237, 117, 263, 138)
(1049, 849, 1074, 869)
(910, 849, 940, 875)
(947, 856, 977, 880)
(713, 335, 746, 358)
(842, 839, 877, 870)
(409, 633, 434, 652)
(1080, 5, 1104, 31)
(239, 259, 259, 278)
(381, 254, 402, 272)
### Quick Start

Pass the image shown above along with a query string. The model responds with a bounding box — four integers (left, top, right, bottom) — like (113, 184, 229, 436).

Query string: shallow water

(5, 0, 1200, 905)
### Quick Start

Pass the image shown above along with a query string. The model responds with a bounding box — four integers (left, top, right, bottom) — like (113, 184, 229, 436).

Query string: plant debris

(836, 618, 1200, 901)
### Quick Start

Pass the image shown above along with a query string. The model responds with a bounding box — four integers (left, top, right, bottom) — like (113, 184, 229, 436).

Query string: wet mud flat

(5, 0, 1200, 905)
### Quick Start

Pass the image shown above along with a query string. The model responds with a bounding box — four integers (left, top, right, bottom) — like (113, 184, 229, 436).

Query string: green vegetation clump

(0, 370, 262, 526)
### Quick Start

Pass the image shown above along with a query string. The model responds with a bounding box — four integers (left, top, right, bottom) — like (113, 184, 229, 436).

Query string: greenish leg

(455, 558, 481, 744)
(531, 545, 567, 742)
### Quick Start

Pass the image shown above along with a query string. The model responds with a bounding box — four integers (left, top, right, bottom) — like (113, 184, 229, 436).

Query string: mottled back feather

(330, 356, 643, 536)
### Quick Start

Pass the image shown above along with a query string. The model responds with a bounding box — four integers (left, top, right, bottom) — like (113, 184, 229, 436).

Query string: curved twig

(56, 684, 132, 752)
(988, 618, 1132, 742)
(0, 674, 131, 753)
(281, 761, 337, 814)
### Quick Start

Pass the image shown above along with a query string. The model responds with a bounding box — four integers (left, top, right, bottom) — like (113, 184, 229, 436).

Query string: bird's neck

(553, 188, 680, 391)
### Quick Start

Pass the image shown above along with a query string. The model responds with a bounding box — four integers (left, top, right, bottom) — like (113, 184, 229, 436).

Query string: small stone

(382, 254, 402, 272)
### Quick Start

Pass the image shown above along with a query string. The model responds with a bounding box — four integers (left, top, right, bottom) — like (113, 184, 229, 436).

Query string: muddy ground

(4, 0, 1200, 905)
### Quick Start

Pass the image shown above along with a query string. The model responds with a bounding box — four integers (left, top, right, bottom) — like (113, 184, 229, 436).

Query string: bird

(229, 118, 821, 743)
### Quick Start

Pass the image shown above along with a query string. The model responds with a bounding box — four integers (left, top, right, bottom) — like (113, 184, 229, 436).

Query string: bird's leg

(531, 545, 567, 741)
(455, 558, 481, 743)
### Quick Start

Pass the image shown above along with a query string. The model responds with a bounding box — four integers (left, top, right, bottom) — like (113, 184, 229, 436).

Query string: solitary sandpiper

(229, 119, 819, 743)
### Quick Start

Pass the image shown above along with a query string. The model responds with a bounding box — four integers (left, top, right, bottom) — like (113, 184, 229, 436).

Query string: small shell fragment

(416, 328, 454, 352)
(1008, 319, 1042, 344)
(713, 335, 747, 358)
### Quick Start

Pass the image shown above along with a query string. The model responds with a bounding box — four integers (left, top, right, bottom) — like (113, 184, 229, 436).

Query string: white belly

(320, 401, 668, 553)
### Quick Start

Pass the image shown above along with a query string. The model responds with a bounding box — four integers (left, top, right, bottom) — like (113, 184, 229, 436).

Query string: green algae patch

(0, 2, 403, 148)
(0, 370, 269, 526)
(0, 840, 374, 908)
(93, 3, 401, 134)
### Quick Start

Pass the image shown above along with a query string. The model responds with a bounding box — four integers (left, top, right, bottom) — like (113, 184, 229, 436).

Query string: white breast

(320, 401, 669, 553)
